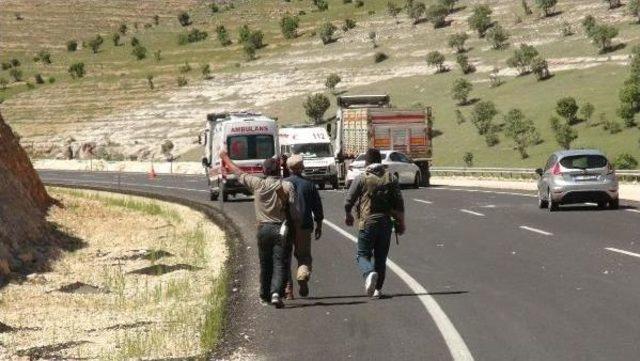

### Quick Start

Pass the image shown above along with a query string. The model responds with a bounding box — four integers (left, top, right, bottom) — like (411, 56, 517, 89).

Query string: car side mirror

(535, 168, 543, 177)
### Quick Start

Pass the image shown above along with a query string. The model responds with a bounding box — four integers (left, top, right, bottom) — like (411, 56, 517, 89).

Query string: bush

(9, 68, 23, 82)
(614, 153, 639, 169)
(314, 0, 329, 11)
(179, 62, 192, 73)
(319, 22, 337, 45)
(178, 11, 192, 26)
(406, 0, 426, 24)
(531, 57, 550, 80)
(181, 28, 209, 44)
(1, 62, 11, 70)
(471, 101, 498, 135)
(238, 26, 264, 49)
(425, 3, 449, 28)
(131, 37, 140, 47)
(603, 117, 622, 134)
(48, 77, 55, 84)
(486, 23, 509, 50)
(439, 0, 458, 12)
(216, 25, 232, 46)
(561, 22, 574, 37)
(210, 3, 219, 13)
(0, 78, 8, 90)
(630, 0, 640, 23)
(355, 0, 364, 8)
(325, 73, 342, 91)
(448, 32, 469, 53)
(154, 50, 162, 62)
(177, 76, 188, 87)
(556, 97, 579, 124)
(484, 130, 500, 147)
(119, 23, 128, 35)
(88, 34, 104, 53)
(146, 74, 154, 90)
(304, 93, 331, 124)
(455, 109, 466, 124)
(35, 50, 52, 64)
(68, 62, 85, 79)
(506, 43, 539, 75)
(131, 45, 147, 60)
(580, 102, 595, 123)
(10, 58, 20, 67)
(34, 74, 45, 84)
(374, 51, 388, 63)
(468, 4, 493, 37)
(112, 33, 121, 46)
(201, 64, 212, 79)
(387, 2, 402, 22)
(451, 78, 472, 105)
(463, 152, 474, 167)
(535, 0, 557, 17)
(589, 24, 619, 53)
(343, 18, 357, 31)
(456, 54, 475, 74)
(243, 42, 257, 61)
(280, 14, 300, 39)
(26, 82, 35, 90)
(553, 122, 578, 149)
(426, 51, 446, 73)
(503, 108, 540, 158)
(153, 15, 160, 25)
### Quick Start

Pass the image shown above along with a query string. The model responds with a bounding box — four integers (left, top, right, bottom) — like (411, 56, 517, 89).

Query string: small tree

(343, 18, 357, 31)
(210, 3, 219, 13)
(9, 68, 23, 82)
(10, 59, 20, 67)
(153, 15, 160, 25)
(578, 102, 595, 124)
(112, 33, 121, 46)
(471, 101, 498, 135)
(535, 0, 557, 17)
(374, 51, 389, 63)
(154, 50, 162, 62)
(486, 24, 509, 50)
(131, 37, 140, 47)
(88, 34, 104, 53)
(554, 122, 578, 149)
(613, 153, 638, 169)
(387, 2, 402, 23)
(161, 140, 175, 161)
(280, 14, 300, 39)
(451, 78, 473, 105)
(426, 51, 446, 72)
(178, 12, 192, 26)
(468, 4, 493, 38)
(201, 64, 212, 79)
(132, 45, 147, 60)
(147, 74, 154, 90)
(629, 0, 640, 23)
(439, 0, 457, 12)
(66, 40, 78, 51)
(407, 0, 426, 25)
(177, 76, 188, 87)
(531, 57, 550, 80)
(325, 73, 342, 92)
(68, 62, 85, 79)
(485, 129, 500, 147)
(504, 108, 540, 159)
(463, 152, 474, 167)
(582, 15, 597, 37)
(179, 62, 192, 73)
(243, 42, 257, 61)
(456, 54, 475, 74)
(556, 97, 579, 125)
(0, 78, 7, 90)
(590, 24, 619, 53)
(34, 74, 45, 84)
(314, 0, 329, 11)
(216, 25, 232, 46)
(425, 3, 449, 28)
(303, 93, 331, 124)
(561, 22, 574, 37)
(119, 23, 128, 35)
(319, 22, 337, 45)
(448, 32, 469, 53)
(506, 43, 539, 75)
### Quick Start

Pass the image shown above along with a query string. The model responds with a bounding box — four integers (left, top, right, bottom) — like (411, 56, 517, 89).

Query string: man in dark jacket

(344, 148, 405, 298)
(284, 154, 324, 298)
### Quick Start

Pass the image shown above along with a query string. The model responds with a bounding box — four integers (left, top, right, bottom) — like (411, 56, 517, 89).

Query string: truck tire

(415, 160, 430, 187)
(412, 172, 421, 189)
(210, 191, 219, 201)
(318, 183, 326, 190)
(331, 177, 340, 190)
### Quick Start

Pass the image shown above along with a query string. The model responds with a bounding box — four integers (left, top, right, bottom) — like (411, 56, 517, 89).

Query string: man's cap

(286, 154, 304, 172)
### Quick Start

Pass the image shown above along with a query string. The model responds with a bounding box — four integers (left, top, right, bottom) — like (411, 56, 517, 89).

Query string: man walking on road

(344, 148, 405, 298)
(283, 154, 324, 298)
(220, 151, 295, 308)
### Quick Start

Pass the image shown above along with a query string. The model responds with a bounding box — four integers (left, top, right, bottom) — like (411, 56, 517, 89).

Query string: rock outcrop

(0, 111, 55, 280)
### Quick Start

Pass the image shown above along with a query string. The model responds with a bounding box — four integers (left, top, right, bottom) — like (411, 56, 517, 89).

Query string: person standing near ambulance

(344, 148, 405, 298)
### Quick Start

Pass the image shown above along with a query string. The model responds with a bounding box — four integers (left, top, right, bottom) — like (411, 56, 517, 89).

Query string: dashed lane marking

(519, 226, 553, 236)
(413, 199, 433, 205)
(605, 247, 640, 259)
(323, 219, 474, 361)
(626, 209, 640, 214)
(460, 209, 485, 217)
(431, 187, 537, 198)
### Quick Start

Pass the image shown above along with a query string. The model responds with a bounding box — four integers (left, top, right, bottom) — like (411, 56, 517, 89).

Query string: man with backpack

(283, 154, 324, 299)
(344, 148, 405, 298)
(220, 150, 296, 308)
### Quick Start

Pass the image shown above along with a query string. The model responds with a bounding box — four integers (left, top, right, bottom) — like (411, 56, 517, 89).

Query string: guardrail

(430, 167, 640, 183)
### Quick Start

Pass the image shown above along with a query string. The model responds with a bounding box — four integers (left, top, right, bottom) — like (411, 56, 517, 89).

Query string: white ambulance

(279, 126, 338, 189)
(201, 112, 279, 202)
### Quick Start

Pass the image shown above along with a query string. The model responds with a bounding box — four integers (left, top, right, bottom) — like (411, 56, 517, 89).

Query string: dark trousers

(356, 216, 392, 290)
(257, 223, 286, 300)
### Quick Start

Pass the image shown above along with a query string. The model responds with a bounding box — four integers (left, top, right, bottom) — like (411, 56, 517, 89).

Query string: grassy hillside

(0, 0, 639, 167)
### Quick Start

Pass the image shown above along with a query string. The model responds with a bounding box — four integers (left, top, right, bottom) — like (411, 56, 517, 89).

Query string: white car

(346, 150, 422, 188)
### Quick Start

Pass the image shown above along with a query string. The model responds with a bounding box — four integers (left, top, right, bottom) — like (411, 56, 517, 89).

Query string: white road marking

(431, 187, 537, 198)
(413, 199, 433, 205)
(481, 205, 496, 208)
(43, 178, 210, 193)
(460, 209, 485, 217)
(626, 209, 640, 214)
(323, 220, 474, 361)
(605, 247, 640, 259)
(519, 226, 553, 236)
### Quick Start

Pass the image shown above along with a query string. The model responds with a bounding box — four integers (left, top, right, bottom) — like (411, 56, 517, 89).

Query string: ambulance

(201, 112, 279, 202)
(279, 126, 339, 189)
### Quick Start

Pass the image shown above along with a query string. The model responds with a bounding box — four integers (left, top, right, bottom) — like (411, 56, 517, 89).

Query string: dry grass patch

(0, 188, 228, 360)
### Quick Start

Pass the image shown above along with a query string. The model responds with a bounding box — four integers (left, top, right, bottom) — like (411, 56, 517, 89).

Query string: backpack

(362, 170, 397, 214)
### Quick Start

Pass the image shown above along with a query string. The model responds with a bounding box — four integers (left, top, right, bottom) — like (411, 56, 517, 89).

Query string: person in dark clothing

(283, 154, 324, 298)
(220, 151, 295, 308)
(344, 148, 405, 298)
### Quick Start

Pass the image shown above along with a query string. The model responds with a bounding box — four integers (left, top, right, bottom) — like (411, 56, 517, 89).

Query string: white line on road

(323, 219, 474, 361)
(460, 209, 485, 217)
(431, 187, 537, 198)
(626, 209, 640, 214)
(605, 247, 640, 259)
(413, 199, 433, 205)
(43, 178, 210, 193)
(519, 226, 553, 236)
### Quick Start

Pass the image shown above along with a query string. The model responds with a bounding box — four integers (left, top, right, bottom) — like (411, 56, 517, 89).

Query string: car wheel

(597, 201, 607, 209)
(318, 183, 326, 190)
(548, 189, 558, 212)
(538, 190, 548, 209)
(221, 184, 229, 202)
(609, 198, 619, 210)
(412, 172, 421, 189)
(331, 179, 340, 190)
(210, 191, 219, 202)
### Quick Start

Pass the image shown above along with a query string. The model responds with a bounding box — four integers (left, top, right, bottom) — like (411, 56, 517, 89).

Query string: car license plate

(575, 175, 597, 181)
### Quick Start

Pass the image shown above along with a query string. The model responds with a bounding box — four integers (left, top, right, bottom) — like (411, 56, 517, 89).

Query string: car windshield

(292, 143, 332, 158)
(227, 135, 275, 160)
(560, 154, 608, 169)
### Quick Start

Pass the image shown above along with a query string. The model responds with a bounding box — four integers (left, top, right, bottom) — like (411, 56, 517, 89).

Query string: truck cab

(279, 126, 339, 189)
(201, 112, 279, 202)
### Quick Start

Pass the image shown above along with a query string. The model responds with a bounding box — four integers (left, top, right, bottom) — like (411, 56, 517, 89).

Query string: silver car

(536, 149, 619, 211)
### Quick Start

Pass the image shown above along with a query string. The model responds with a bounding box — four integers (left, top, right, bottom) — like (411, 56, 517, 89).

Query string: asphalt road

(39, 170, 640, 361)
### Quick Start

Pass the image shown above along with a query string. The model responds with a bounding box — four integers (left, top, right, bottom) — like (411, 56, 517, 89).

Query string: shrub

(426, 51, 446, 73)
(1, 62, 11, 70)
(238, 26, 264, 49)
(486, 23, 509, 50)
(154, 50, 162, 62)
(406, 0, 426, 25)
(448, 32, 469, 53)
(456, 54, 475, 74)
(471, 101, 498, 135)
(439, 0, 458, 12)
(451, 78, 473, 105)
(535, 0, 557, 17)
(131, 37, 140, 47)
(35, 50, 52, 64)
(425, 3, 449, 28)
(147, 74, 154, 90)
(178, 11, 192, 26)
(180, 28, 208, 45)
(119, 23, 128, 35)
(485, 129, 500, 147)
(463, 152, 474, 167)
(369, 31, 377, 48)
(313, 0, 329, 11)
(68, 62, 85, 79)
(243, 42, 257, 61)
(179, 62, 192, 73)
(503, 108, 540, 159)
(455, 109, 466, 124)
(589, 24, 619, 53)
(506, 43, 539, 75)
(556, 97, 579, 125)
(153, 15, 160, 25)
(325, 73, 342, 92)
(374, 51, 388, 63)
(88, 34, 104, 53)
(303, 93, 331, 124)
(201, 63, 212, 79)
(280, 14, 300, 39)
(580, 102, 595, 123)
(112, 33, 122, 47)
(10, 58, 20, 67)
(48, 77, 55, 84)
(603, 117, 622, 134)
(34, 74, 45, 84)
(239, 24, 251, 43)
(582, 15, 597, 36)
(177, 76, 188, 87)
(468, 4, 493, 37)
(216, 25, 232, 46)
(9, 68, 23, 82)
(629, 0, 640, 23)
(531, 57, 550, 80)
(0, 78, 7, 90)
(26, 82, 35, 90)
(387, 2, 402, 22)
(614, 153, 639, 169)
(210, 3, 219, 13)
(319, 22, 337, 45)
(343, 18, 357, 31)
(553, 122, 578, 149)
(355, 0, 364, 8)
(132, 45, 147, 60)
(561, 22, 574, 37)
